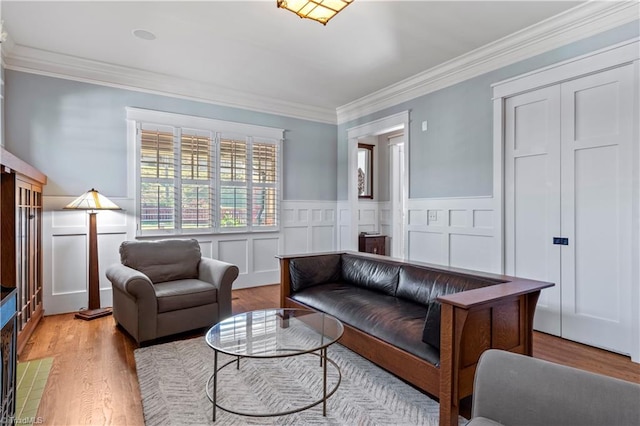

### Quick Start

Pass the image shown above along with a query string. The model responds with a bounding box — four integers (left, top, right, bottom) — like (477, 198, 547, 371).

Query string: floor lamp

(64, 188, 121, 320)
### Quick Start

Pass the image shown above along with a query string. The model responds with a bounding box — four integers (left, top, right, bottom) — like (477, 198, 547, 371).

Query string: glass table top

(205, 308, 344, 358)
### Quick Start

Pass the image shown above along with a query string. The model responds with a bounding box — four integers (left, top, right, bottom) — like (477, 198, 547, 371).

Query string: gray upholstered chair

(468, 349, 640, 426)
(106, 239, 239, 344)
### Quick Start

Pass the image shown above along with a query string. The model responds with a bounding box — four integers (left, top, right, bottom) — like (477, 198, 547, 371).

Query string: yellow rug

(16, 357, 53, 426)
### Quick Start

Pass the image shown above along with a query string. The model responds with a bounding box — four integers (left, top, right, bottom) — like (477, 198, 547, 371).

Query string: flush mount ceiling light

(277, 0, 354, 25)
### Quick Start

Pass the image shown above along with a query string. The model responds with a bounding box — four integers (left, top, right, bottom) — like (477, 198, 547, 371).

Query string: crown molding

(336, 1, 640, 124)
(2, 2, 637, 126)
(3, 44, 338, 125)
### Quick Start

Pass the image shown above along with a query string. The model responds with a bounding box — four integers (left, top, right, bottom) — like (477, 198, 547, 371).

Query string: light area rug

(135, 338, 466, 426)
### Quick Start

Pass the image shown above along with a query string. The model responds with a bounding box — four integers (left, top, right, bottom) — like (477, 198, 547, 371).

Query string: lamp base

(75, 307, 112, 321)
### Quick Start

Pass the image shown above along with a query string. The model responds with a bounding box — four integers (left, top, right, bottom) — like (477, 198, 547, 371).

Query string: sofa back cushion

(396, 265, 501, 349)
(289, 254, 342, 292)
(120, 239, 201, 284)
(397, 265, 498, 306)
(341, 254, 400, 296)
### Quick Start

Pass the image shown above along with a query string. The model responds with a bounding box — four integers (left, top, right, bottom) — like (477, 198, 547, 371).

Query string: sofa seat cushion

(154, 279, 217, 313)
(291, 283, 440, 366)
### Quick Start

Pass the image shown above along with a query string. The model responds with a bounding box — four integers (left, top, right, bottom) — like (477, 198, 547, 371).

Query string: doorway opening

(346, 111, 409, 257)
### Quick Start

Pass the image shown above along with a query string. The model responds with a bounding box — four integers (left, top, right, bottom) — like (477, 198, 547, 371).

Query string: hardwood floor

(19, 284, 638, 425)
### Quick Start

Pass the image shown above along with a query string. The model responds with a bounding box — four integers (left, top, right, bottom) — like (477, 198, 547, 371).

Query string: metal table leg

(322, 347, 327, 416)
(212, 349, 218, 422)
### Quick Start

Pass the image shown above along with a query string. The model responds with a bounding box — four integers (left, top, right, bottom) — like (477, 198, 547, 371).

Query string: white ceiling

(3, 1, 584, 113)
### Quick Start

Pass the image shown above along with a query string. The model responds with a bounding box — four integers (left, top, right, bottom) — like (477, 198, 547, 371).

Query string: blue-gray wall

(5, 21, 638, 202)
(337, 20, 640, 200)
(4, 71, 338, 200)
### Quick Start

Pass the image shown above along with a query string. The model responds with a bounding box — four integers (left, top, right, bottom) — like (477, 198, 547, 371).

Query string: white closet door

(559, 64, 635, 353)
(504, 86, 562, 335)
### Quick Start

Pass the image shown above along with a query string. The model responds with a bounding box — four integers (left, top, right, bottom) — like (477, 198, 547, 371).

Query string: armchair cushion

(120, 239, 201, 283)
(154, 279, 218, 313)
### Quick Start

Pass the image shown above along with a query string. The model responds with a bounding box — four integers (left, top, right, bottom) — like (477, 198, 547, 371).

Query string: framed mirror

(357, 143, 373, 199)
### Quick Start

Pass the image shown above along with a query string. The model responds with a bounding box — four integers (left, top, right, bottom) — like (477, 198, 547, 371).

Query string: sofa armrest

(198, 257, 239, 320)
(470, 349, 640, 426)
(437, 279, 553, 426)
(436, 279, 553, 308)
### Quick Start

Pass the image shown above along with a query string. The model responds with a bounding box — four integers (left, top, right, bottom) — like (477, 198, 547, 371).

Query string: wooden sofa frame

(278, 252, 553, 426)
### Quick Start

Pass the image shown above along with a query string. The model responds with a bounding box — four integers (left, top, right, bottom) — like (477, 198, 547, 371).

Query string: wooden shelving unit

(0, 147, 47, 356)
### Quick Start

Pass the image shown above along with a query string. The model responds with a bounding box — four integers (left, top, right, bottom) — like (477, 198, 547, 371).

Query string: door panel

(504, 86, 562, 335)
(560, 65, 634, 353)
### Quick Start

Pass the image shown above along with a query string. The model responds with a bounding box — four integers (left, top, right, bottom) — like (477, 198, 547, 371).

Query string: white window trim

(127, 107, 284, 140)
(127, 107, 284, 237)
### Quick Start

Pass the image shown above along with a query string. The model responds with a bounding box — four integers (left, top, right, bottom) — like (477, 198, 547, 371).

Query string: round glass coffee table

(205, 308, 344, 421)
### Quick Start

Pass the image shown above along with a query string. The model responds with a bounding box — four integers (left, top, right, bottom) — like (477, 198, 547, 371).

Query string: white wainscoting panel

(51, 234, 87, 296)
(253, 237, 279, 273)
(473, 209, 493, 228)
(339, 225, 351, 250)
(311, 226, 335, 252)
(283, 226, 308, 254)
(218, 240, 249, 274)
(196, 240, 214, 258)
(449, 234, 496, 271)
(357, 200, 387, 234)
(408, 231, 446, 265)
(337, 201, 353, 250)
(406, 197, 500, 273)
(449, 210, 468, 227)
(44, 196, 133, 315)
(379, 202, 392, 254)
(42, 197, 338, 314)
(281, 200, 337, 255)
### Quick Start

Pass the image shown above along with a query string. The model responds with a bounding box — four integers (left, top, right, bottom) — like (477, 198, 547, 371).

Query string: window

(129, 108, 283, 236)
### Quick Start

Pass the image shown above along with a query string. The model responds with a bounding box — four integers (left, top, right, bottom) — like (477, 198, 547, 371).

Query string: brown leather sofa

(106, 239, 239, 344)
(278, 251, 553, 426)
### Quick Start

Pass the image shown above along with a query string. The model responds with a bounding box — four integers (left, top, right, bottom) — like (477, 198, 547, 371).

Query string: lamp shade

(64, 188, 121, 211)
(277, 0, 354, 25)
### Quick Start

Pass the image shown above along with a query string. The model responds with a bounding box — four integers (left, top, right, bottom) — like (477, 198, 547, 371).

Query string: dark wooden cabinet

(359, 234, 386, 256)
(1, 287, 17, 425)
(0, 148, 45, 424)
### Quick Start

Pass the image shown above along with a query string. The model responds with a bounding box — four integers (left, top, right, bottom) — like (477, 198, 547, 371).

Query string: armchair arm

(105, 263, 155, 300)
(198, 258, 239, 320)
(106, 263, 159, 342)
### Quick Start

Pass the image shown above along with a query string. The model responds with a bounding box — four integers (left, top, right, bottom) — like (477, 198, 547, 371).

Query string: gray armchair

(468, 349, 640, 426)
(106, 239, 239, 344)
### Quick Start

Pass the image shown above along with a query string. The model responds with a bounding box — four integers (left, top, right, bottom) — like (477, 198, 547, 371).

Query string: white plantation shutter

(131, 108, 282, 236)
(181, 130, 214, 230)
(219, 135, 280, 231)
(252, 140, 279, 228)
(139, 124, 177, 231)
(219, 137, 248, 229)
